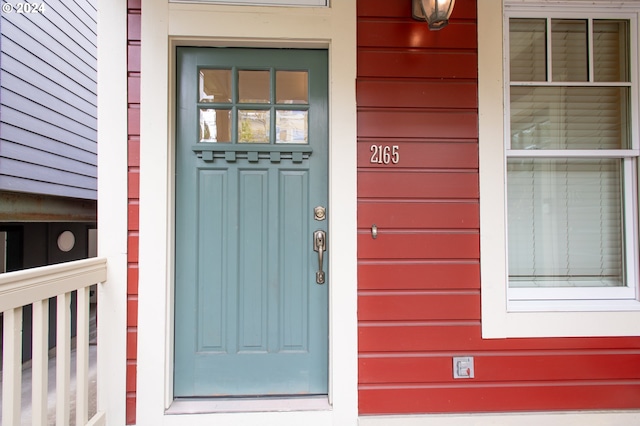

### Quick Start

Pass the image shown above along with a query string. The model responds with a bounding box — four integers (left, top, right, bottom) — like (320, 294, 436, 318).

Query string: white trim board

(96, 0, 128, 424)
(479, 0, 640, 338)
(136, 1, 358, 425)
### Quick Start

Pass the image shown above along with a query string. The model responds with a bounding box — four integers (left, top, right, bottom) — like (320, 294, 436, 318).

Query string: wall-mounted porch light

(412, 0, 456, 31)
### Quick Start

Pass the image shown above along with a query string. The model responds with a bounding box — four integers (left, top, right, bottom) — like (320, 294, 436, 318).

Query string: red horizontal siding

(358, 201, 479, 229)
(128, 107, 140, 136)
(127, 3, 141, 423)
(357, 0, 477, 20)
(128, 203, 139, 231)
(358, 111, 477, 139)
(358, 171, 478, 199)
(358, 262, 480, 290)
(357, 0, 640, 416)
(359, 324, 640, 353)
(359, 353, 640, 384)
(358, 21, 477, 50)
(358, 50, 478, 80)
(359, 292, 480, 321)
(358, 233, 479, 260)
(127, 297, 138, 327)
(127, 11, 140, 41)
(127, 234, 138, 263)
(128, 171, 139, 198)
(126, 363, 137, 392)
(357, 142, 478, 169)
(127, 44, 140, 73)
(128, 77, 140, 104)
(127, 265, 138, 295)
(357, 80, 477, 109)
(126, 395, 136, 425)
(128, 138, 140, 167)
(359, 384, 640, 415)
(127, 329, 138, 359)
(357, 0, 485, 415)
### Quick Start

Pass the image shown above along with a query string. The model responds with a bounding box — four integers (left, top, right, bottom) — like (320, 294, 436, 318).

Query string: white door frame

(136, 1, 357, 425)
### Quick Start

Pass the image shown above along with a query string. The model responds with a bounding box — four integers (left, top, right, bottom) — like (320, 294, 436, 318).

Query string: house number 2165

(370, 145, 400, 165)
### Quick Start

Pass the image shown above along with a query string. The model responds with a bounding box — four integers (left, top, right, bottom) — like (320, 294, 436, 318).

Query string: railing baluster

(76, 287, 90, 425)
(2, 307, 23, 426)
(0, 258, 106, 426)
(56, 293, 71, 426)
(32, 299, 49, 426)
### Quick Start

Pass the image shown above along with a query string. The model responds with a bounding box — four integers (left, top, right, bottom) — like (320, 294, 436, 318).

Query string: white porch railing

(0, 257, 107, 426)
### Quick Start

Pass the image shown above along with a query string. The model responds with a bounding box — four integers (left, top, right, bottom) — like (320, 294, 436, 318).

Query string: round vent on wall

(57, 230, 76, 252)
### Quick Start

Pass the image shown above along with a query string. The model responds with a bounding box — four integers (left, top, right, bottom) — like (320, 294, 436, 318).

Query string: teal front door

(174, 47, 328, 397)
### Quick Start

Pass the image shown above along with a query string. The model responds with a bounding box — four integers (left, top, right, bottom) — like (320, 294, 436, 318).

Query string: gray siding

(0, 0, 97, 200)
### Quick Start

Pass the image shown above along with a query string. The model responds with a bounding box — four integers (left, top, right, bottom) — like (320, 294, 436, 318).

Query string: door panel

(280, 170, 309, 352)
(174, 47, 328, 397)
(197, 170, 226, 353)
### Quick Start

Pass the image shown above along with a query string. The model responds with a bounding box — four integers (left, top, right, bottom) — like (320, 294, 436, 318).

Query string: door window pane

(507, 158, 623, 287)
(552, 19, 588, 82)
(200, 109, 231, 142)
(196, 68, 314, 145)
(239, 70, 270, 103)
(199, 69, 232, 103)
(594, 20, 629, 82)
(238, 110, 270, 143)
(510, 86, 629, 150)
(510, 19, 547, 81)
(276, 71, 308, 104)
(276, 110, 308, 143)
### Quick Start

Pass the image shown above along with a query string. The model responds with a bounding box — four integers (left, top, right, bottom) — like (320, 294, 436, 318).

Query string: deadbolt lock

(314, 206, 326, 221)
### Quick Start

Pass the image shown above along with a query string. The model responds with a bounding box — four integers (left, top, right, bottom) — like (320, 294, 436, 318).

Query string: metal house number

(370, 144, 400, 165)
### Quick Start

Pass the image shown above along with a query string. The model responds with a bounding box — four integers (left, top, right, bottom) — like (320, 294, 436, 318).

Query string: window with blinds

(506, 17, 638, 295)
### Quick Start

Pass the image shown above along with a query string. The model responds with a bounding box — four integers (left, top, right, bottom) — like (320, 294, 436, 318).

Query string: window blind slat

(552, 20, 588, 82)
(507, 158, 623, 286)
(510, 86, 628, 150)
(510, 18, 547, 81)
(594, 20, 629, 82)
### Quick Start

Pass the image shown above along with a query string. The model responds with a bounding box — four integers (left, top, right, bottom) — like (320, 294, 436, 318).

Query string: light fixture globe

(412, 0, 456, 31)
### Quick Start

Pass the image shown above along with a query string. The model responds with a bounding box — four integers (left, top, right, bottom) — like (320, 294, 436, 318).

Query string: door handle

(313, 230, 326, 284)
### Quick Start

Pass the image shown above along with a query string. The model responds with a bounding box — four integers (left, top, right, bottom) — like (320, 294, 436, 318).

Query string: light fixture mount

(412, 0, 456, 31)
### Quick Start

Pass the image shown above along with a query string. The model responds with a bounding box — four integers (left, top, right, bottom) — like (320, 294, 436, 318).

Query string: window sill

(508, 299, 640, 312)
(482, 307, 640, 338)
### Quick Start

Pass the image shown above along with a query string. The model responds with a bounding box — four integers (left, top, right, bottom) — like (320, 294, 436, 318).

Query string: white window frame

(479, 0, 640, 338)
(506, 11, 640, 307)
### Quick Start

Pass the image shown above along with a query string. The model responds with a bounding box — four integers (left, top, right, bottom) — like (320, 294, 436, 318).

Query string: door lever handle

(313, 230, 326, 284)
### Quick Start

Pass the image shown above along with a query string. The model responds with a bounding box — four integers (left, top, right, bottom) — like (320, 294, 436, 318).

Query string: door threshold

(167, 395, 330, 414)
